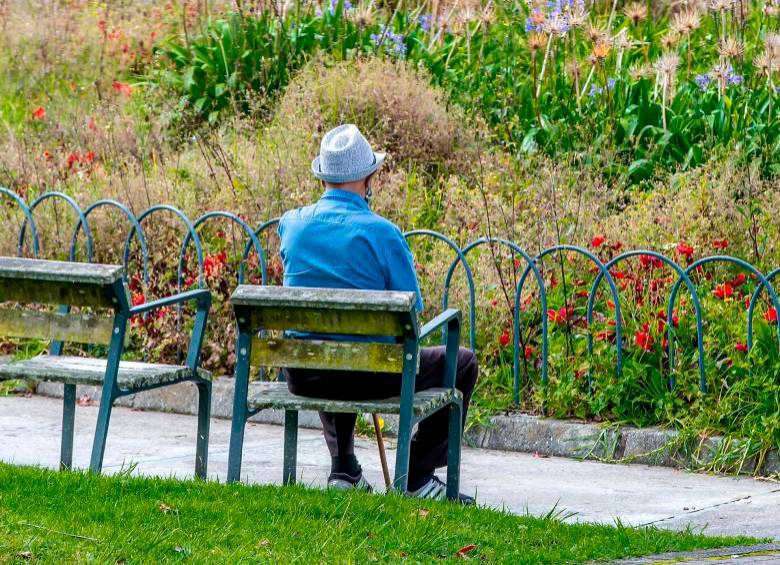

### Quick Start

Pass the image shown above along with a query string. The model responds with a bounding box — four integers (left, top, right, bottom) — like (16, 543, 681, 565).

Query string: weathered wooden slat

(250, 337, 405, 373)
(0, 257, 124, 285)
(232, 286, 416, 312)
(0, 309, 115, 344)
(0, 355, 211, 388)
(0, 279, 120, 308)
(247, 381, 459, 416)
(246, 307, 405, 336)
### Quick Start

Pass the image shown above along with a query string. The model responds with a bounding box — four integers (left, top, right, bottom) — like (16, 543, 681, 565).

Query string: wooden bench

(0, 257, 212, 477)
(226, 286, 463, 500)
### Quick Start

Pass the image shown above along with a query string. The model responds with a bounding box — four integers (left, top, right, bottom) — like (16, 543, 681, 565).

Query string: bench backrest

(0, 257, 128, 346)
(231, 286, 419, 373)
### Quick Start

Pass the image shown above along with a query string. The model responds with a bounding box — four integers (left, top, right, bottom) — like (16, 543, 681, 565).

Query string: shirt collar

(321, 189, 370, 210)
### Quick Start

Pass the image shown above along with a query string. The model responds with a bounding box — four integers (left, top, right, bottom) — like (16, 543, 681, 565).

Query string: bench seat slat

(251, 337, 405, 373)
(0, 355, 210, 388)
(0, 258, 124, 285)
(0, 309, 115, 345)
(0, 279, 122, 309)
(247, 307, 404, 336)
(0, 257, 125, 309)
(247, 382, 459, 417)
(232, 286, 416, 312)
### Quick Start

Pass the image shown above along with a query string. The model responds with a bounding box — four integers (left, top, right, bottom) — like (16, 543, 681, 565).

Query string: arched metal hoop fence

(4, 187, 780, 404)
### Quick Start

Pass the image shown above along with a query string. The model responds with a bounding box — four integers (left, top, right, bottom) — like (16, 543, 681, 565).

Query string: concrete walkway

(1, 394, 779, 541)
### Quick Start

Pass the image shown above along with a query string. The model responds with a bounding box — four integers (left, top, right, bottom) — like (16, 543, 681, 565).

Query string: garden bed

(0, 463, 754, 562)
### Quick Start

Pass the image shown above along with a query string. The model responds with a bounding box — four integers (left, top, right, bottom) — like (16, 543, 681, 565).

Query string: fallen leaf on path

(532, 452, 550, 458)
(455, 544, 477, 558)
(77, 394, 93, 406)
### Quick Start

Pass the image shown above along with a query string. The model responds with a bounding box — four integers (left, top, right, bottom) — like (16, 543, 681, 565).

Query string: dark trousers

(285, 346, 478, 486)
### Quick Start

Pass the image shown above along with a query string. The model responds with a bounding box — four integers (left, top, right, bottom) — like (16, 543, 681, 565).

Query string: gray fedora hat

(311, 124, 386, 183)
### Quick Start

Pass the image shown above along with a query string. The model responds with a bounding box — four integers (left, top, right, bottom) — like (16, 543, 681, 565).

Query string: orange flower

(31, 106, 46, 120)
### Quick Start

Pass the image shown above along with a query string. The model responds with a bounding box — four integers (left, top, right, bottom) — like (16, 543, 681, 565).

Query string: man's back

(278, 189, 423, 311)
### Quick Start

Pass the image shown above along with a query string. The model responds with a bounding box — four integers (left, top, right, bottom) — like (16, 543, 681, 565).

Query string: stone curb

(31, 378, 780, 476)
(607, 543, 780, 564)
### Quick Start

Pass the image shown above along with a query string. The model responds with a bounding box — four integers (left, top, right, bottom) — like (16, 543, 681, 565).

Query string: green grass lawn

(0, 463, 753, 563)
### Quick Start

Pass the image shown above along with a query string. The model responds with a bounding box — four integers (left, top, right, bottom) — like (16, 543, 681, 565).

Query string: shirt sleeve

(382, 226, 424, 312)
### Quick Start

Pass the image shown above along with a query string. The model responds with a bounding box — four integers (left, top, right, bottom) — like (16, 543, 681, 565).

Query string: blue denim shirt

(278, 189, 424, 332)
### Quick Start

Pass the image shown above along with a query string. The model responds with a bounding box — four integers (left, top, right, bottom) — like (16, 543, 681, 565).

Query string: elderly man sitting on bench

(277, 124, 478, 503)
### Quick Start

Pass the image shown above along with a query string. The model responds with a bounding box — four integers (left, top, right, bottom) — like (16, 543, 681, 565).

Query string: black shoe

(407, 476, 475, 505)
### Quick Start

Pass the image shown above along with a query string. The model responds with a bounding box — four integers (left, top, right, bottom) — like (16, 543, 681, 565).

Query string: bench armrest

(419, 308, 462, 341)
(129, 288, 211, 316)
(418, 308, 462, 390)
(129, 288, 212, 371)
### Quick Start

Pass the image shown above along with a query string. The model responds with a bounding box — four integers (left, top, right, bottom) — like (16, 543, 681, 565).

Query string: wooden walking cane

(372, 414, 392, 489)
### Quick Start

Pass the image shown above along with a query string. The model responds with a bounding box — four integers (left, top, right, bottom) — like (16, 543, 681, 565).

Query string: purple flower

(371, 27, 407, 58)
(607, 78, 616, 90)
(589, 84, 603, 97)
(695, 74, 711, 90)
(327, 0, 351, 15)
(419, 14, 433, 32)
(727, 73, 743, 86)
(525, 9, 545, 33)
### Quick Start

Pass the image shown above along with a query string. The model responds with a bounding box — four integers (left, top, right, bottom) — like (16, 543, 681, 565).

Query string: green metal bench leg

(195, 381, 211, 480)
(445, 399, 463, 501)
(283, 410, 298, 486)
(393, 413, 413, 493)
(227, 412, 246, 483)
(89, 394, 114, 473)
(60, 384, 76, 471)
(227, 330, 251, 483)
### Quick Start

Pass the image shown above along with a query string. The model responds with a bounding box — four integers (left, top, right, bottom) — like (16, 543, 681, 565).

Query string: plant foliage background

(0, 0, 779, 476)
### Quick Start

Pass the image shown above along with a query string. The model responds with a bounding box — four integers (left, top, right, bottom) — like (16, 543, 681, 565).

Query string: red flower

(203, 250, 228, 277)
(524, 344, 534, 360)
(42, 150, 52, 160)
(765, 307, 778, 323)
(131, 292, 145, 307)
(729, 273, 746, 287)
(634, 330, 653, 352)
(610, 270, 626, 280)
(112, 81, 133, 96)
(639, 254, 654, 268)
(489, 298, 498, 308)
(596, 330, 613, 342)
(66, 152, 80, 169)
(499, 329, 510, 348)
(713, 283, 734, 301)
(735, 342, 748, 353)
(31, 106, 46, 120)
(81, 151, 96, 164)
(676, 242, 694, 258)
(547, 307, 571, 324)
(591, 235, 606, 248)
(713, 239, 729, 250)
